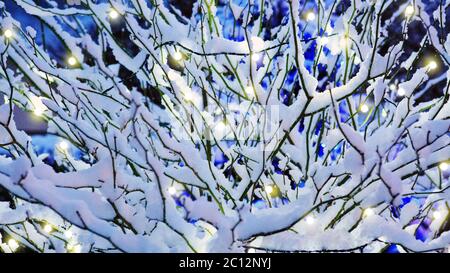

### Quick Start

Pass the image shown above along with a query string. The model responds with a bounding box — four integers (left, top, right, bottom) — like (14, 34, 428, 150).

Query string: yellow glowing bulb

(244, 86, 255, 97)
(7, 239, 19, 250)
(31, 96, 47, 117)
(382, 109, 388, 118)
(428, 61, 438, 70)
(68, 56, 77, 66)
(405, 5, 415, 17)
(433, 211, 443, 220)
(4, 29, 13, 39)
(306, 12, 315, 21)
(265, 185, 273, 194)
(397, 88, 405, 96)
(64, 230, 73, 239)
(363, 208, 375, 218)
(360, 103, 369, 113)
(305, 215, 315, 225)
(58, 141, 69, 151)
(389, 84, 397, 91)
(439, 162, 448, 171)
(168, 186, 177, 195)
(109, 9, 119, 19)
(68, 244, 81, 253)
(172, 51, 183, 61)
(43, 224, 52, 233)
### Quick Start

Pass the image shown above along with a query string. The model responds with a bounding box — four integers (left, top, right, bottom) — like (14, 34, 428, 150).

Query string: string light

(31, 96, 47, 117)
(64, 230, 73, 239)
(183, 90, 195, 102)
(265, 185, 273, 195)
(4, 29, 13, 39)
(427, 61, 438, 70)
(339, 36, 350, 49)
(43, 224, 52, 233)
(58, 141, 69, 151)
(168, 186, 177, 195)
(67, 243, 81, 253)
(439, 162, 448, 171)
(397, 87, 405, 96)
(389, 84, 397, 91)
(433, 211, 443, 220)
(360, 103, 369, 113)
(68, 56, 77, 66)
(306, 12, 316, 21)
(244, 86, 255, 97)
(363, 208, 375, 218)
(405, 5, 415, 18)
(109, 9, 119, 19)
(305, 215, 315, 225)
(382, 109, 388, 118)
(7, 239, 19, 251)
(172, 51, 183, 62)
(251, 53, 261, 62)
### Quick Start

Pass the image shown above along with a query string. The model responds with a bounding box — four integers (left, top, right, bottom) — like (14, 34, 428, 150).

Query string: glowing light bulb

(397, 87, 405, 96)
(68, 243, 81, 253)
(318, 36, 329, 46)
(439, 162, 448, 171)
(215, 121, 227, 134)
(31, 96, 47, 117)
(428, 61, 438, 70)
(64, 230, 73, 239)
(382, 109, 388, 118)
(360, 103, 369, 113)
(43, 224, 52, 233)
(405, 5, 415, 17)
(265, 185, 273, 195)
(3, 95, 9, 104)
(184, 90, 195, 102)
(7, 239, 19, 251)
(4, 29, 13, 39)
(251, 53, 261, 62)
(389, 84, 397, 91)
(68, 56, 77, 66)
(363, 208, 375, 218)
(58, 141, 69, 151)
(433, 211, 443, 220)
(109, 9, 119, 19)
(172, 51, 183, 61)
(168, 186, 177, 195)
(244, 86, 255, 97)
(305, 215, 315, 225)
(306, 12, 316, 21)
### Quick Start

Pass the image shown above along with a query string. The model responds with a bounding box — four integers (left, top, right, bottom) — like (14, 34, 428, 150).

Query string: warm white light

(363, 208, 375, 218)
(389, 84, 397, 91)
(439, 162, 448, 171)
(382, 109, 388, 118)
(405, 5, 415, 17)
(433, 211, 443, 220)
(168, 186, 177, 195)
(3, 95, 9, 104)
(244, 86, 255, 97)
(7, 239, 19, 251)
(397, 87, 405, 96)
(247, 248, 256, 253)
(318, 36, 329, 46)
(251, 53, 261, 62)
(68, 56, 77, 66)
(428, 61, 438, 70)
(43, 224, 52, 233)
(31, 96, 47, 117)
(68, 243, 81, 253)
(215, 121, 227, 134)
(183, 90, 195, 102)
(109, 9, 119, 19)
(306, 12, 316, 21)
(265, 185, 273, 194)
(360, 103, 369, 113)
(58, 141, 69, 151)
(305, 215, 315, 225)
(172, 51, 183, 61)
(64, 230, 73, 239)
(4, 29, 13, 39)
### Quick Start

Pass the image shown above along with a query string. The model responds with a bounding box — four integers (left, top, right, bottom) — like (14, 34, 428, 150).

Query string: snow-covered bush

(0, 0, 449, 253)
